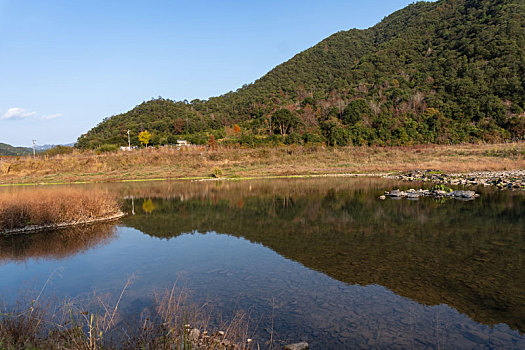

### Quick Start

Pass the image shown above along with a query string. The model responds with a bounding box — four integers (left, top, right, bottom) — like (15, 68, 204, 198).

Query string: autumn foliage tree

(174, 118, 184, 134)
(208, 134, 218, 150)
(138, 130, 151, 147)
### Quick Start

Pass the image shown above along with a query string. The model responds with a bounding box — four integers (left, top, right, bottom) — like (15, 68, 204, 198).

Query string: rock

(283, 342, 309, 350)
(382, 187, 478, 201)
(407, 192, 420, 200)
(450, 190, 476, 199)
(385, 170, 525, 191)
(189, 328, 200, 342)
(387, 189, 405, 197)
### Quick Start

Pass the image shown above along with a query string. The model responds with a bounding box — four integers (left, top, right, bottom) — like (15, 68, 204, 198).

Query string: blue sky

(0, 0, 421, 147)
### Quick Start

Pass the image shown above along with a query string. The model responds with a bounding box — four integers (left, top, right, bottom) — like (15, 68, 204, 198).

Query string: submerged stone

(283, 342, 309, 350)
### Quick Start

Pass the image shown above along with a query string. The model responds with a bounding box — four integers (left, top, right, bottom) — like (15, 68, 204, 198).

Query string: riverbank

(0, 286, 253, 350)
(0, 143, 523, 185)
(0, 188, 121, 235)
(0, 212, 125, 236)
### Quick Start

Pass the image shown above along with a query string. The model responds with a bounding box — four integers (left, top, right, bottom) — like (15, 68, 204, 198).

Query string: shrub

(185, 133, 208, 145)
(303, 132, 325, 144)
(40, 146, 74, 157)
(284, 133, 303, 145)
(212, 167, 223, 178)
(96, 144, 119, 154)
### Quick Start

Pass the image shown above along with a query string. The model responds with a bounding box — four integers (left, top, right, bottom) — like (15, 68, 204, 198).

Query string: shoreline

(0, 170, 524, 190)
(0, 172, 391, 187)
(0, 211, 126, 237)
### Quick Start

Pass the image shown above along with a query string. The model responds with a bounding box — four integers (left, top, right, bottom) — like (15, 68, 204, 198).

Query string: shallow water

(1, 178, 524, 348)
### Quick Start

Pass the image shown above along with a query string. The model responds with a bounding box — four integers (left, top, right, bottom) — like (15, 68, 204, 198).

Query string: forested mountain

(77, 0, 525, 148)
(0, 143, 32, 156)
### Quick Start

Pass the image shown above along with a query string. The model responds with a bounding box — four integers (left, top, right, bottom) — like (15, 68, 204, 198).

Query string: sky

(0, 0, 421, 147)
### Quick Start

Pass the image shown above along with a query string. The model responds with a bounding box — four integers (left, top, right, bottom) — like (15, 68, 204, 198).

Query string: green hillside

(0, 143, 32, 156)
(77, 0, 525, 148)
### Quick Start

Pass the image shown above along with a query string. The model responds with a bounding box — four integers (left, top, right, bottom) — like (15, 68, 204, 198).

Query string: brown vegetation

(0, 188, 121, 232)
(0, 142, 524, 185)
(0, 284, 253, 349)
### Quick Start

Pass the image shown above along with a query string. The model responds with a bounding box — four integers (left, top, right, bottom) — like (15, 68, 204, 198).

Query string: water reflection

(0, 223, 117, 263)
(0, 178, 524, 348)
(117, 179, 525, 334)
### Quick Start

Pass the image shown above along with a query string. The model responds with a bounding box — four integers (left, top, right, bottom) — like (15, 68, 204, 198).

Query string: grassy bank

(0, 188, 121, 233)
(0, 143, 524, 185)
(0, 285, 252, 350)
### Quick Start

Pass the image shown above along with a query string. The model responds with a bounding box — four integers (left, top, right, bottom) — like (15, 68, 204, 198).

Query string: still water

(1, 178, 524, 348)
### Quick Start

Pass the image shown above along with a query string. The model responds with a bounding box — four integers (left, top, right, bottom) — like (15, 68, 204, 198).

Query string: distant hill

(0, 143, 32, 156)
(35, 143, 75, 151)
(78, 0, 525, 148)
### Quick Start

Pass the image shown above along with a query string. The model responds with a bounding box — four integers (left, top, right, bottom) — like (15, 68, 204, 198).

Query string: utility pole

(32, 140, 36, 158)
(127, 130, 131, 149)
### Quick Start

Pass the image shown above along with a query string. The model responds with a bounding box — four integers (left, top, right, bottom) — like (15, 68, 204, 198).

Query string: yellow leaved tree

(138, 130, 151, 148)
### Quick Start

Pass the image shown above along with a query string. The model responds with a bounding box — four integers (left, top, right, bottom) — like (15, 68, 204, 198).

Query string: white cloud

(40, 113, 62, 121)
(1, 107, 37, 120)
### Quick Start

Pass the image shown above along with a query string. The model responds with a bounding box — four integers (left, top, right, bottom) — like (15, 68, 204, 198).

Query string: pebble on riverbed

(382, 189, 479, 200)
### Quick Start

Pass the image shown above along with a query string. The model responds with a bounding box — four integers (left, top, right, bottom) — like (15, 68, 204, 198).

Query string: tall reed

(0, 188, 121, 231)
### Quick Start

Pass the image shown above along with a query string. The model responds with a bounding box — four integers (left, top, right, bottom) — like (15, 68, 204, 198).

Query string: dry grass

(0, 142, 524, 184)
(0, 188, 121, 231)
(0, 283, 254, 350)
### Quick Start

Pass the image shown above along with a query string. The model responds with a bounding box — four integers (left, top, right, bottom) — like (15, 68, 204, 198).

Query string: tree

(138, 130, 151, 147)
(272, 109, 300, 136)
(174, 118, 184, 133)
(322, 117, 350, 146)
(208, 134, 218, 150)
(341, 99, 372, 125)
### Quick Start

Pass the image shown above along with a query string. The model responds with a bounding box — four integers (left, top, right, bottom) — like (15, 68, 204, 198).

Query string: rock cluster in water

(381, 189, 479, 200)
(387, 170, 525, 189)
